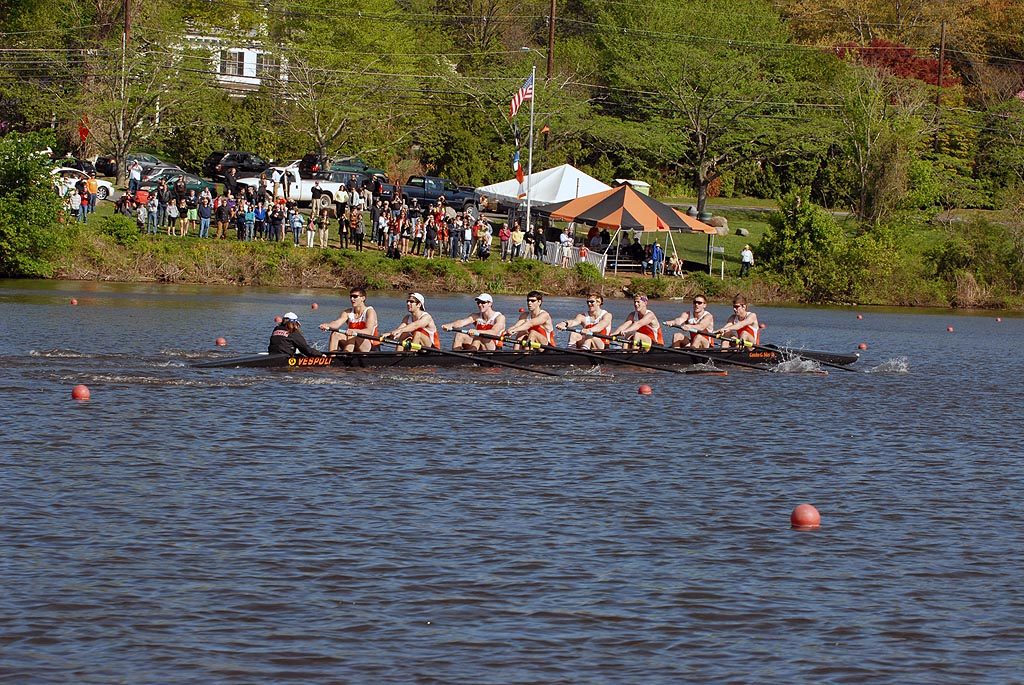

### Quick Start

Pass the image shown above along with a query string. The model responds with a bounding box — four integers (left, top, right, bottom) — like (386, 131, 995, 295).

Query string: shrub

(97, 215, 140, 247)
(0, 131, 65, 277)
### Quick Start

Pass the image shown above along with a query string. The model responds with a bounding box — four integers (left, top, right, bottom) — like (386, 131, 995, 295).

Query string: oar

(703, 330, 859, 373)
(341, 330, 563, 377)
(582, 328, 773, 372)
(464, 330, 719, 376)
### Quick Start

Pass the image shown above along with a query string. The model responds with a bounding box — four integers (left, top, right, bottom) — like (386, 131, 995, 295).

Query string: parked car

(51, 167, 115, 200)
(400, 175, 477, 211)
(138, 168, 218, 197)
(201, 151, 271, 182)
(54, 157, 98, 176)
(94, 152, 164, 178)
(297, 153, 387, 180)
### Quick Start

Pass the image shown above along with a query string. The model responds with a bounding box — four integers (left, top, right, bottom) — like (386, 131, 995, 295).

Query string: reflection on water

(1, 280, 1021, 683)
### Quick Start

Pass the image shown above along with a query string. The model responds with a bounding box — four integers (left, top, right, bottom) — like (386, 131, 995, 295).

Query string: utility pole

(934, 20, 946, 154)
(546, 0, 556, 80)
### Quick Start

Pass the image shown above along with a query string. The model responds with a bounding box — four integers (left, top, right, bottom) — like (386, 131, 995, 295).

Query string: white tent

(476, 164, 611, 208)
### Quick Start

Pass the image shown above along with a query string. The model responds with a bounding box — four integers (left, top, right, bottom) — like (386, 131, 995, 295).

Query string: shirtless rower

(504, 290, 555, 349)
(319, 287, 379, 352)
(384, 292, 441, 349)
(440, 292, 506, 350)
(664, 294, 714, 349)
(609, 293, 663, 350)
(714, 293, 760, 348)
(555, 293, 613, 349)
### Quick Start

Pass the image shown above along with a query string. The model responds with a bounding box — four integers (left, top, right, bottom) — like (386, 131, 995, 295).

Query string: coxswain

(269, 312, 323, 357)
(504, 290, 555, 349)
(664, 294, 714, 349)
(555, 293, 613, 349)
(384, 292, 441, 349)
(714, 293, 760, 348)
(440, 293, 506, 351)
(319, 287, 379, 352)
(609, 293, 663, 350)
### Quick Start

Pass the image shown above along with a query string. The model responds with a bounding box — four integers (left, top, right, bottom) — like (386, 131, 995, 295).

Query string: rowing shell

(193, 346, 859, 370)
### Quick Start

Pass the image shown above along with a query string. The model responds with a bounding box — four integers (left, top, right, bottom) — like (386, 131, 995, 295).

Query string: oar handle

(572, 328, 651, 350)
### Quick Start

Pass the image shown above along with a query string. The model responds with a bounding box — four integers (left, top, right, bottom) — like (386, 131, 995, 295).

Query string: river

(2, 279, 1021, 683)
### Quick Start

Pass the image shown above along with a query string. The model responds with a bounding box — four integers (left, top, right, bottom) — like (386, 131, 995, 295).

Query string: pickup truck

(237, 166, 390, 205)
(400, 176, 477, 211)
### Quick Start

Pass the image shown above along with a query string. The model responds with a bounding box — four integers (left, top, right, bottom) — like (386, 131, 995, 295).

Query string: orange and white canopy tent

(537, 183, 716, 271)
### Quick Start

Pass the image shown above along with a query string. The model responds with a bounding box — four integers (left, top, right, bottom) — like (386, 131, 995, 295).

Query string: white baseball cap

(408, 293, 425, 306)
(282, 312, 300, 323)
(475, 293, 493, 303)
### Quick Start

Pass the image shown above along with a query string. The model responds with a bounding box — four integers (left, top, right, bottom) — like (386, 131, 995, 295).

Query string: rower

(664, 294, 714, 349)
(714, 293, 760, 348)
(269, 312, 323, 357)
(505, 290, 555, 349)
(440, 292, 506, 350)
(609, 293, 663, 350)
(319, 287, 379, 352)
(384, 292, 441, 349)
(555, 293, 613, 349)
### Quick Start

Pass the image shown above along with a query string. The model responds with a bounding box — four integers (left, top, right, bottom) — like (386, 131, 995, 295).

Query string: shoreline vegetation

(45, 205, 1017, 311)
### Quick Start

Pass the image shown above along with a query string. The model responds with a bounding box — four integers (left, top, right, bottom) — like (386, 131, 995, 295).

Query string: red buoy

(215, 337, 227, 347)
(519, 308, 525, 313)
(947, 325, 954, 333)
(274, 315, 283, 324)
(791, 503, 821, 529)
(71, 384, 90, 401)
(311, 302, 319, 310)
(858, 343, 867, 350)
(638, 384, 652, 395)
(856, 314, 863, 320)
(759, 322, 767, 329)
(70, 298, 78, 306)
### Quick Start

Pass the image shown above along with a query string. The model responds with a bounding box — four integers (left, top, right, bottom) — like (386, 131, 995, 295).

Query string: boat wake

(773, 357, 827, 374)
(866, 357, 910, 373)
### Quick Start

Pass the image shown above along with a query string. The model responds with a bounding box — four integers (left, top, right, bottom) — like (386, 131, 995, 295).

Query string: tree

(592, 0, 835, 213)
(832, 64, 931, 223)
(0, 131, 66, 277)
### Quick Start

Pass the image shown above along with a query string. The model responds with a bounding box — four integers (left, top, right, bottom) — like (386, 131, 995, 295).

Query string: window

(407, 177, 425, 190)
(256, 53, 279, 78)
(219, 50, 244, 77)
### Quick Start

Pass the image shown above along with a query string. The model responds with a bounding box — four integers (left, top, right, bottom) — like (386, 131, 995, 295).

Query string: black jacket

(268, 324, 320, 356)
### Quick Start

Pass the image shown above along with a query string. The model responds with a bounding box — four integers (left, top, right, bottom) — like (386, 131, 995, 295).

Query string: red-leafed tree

(836, 40, 960, 88)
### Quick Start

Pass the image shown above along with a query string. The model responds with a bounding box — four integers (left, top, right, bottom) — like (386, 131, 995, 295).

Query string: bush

(573, 261, 601, 285)
(0, 131, 65, 277)
(97, 214, 140, 247)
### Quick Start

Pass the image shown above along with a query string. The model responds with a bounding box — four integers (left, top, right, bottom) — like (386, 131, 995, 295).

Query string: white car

(51, 167, 116, 200)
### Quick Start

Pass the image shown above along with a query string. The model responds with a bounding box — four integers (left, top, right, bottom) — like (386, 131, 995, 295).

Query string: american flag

(509, 73, 535, 118)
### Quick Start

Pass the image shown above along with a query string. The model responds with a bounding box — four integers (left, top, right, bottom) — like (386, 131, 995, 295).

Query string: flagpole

(525, 65, 536, 235)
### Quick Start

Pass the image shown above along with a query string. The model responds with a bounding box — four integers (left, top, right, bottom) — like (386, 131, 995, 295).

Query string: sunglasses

(350, 294, 363, 299)
(406, 299, 418, 304)
(586, 300, 597, 304)
(527, 298, 540, 303)
(475, 299, 487, 304)
(694, 300, 706, 305)
(733, 304, 743, 309)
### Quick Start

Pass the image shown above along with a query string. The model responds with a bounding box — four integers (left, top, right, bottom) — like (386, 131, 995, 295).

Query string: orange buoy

(791, 503, 821, 529)
(638, 384, 652, 395)
(947, 325, 954, 332)
(311, 302, 319, 310)
(857, 343, 867, 350)
(70, 298, 78, 306)
(519, 308, 525, 313)
(856, 314, 863, 320)
(274, 315, 283, 324)
(215, 337, 227, 347)
(71, 384, 90, 401)
(759, 322, 767, 329)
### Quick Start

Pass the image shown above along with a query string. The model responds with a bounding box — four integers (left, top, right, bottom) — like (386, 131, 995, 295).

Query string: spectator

(147, 194, 159, 234)
(127, 161, 142, 194)
(254, 201, 267, 240)
(460, 215, 473, 262)
(740, 244, 754, 277)
(198, 197, 212, 238)
(499, 222, 511, 261)
(136, 199, 148, 233)
(559, 226, 574, 268)
(165, 198, 179, 236)
(68, 187, 84, 222)
(352, 209, 365, 251)
(651, 240, 664, 277)
(510, 222, 525, 259)
(289, 209, 304, 246)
